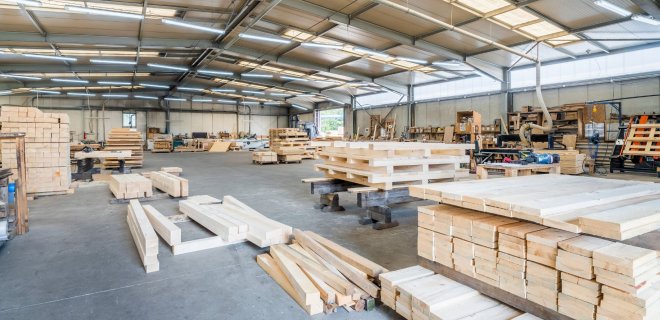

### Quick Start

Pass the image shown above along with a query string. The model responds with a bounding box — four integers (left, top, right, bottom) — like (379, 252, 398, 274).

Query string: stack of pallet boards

(314, 141, 473, 190)
(103, 128, 144, 169)
(151, 134, 173, 153)
(252, 151, 278, 165)
(258, 229, 387, 315)
(148, 171, 188, 198)
(109, 174, 152, 199)
(126, 195, 291, 272)
(534, 149, 587, 174)
(410, 175, 659, 320)
(379, 265, 525, 320)
(269, 128, 310, 163)
(0, 106, 71, 195)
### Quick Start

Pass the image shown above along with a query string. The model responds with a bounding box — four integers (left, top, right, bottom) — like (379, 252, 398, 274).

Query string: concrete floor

(0, 152, 425, 320)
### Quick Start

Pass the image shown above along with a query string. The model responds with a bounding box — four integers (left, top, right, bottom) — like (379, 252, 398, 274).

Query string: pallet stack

(252, 151, 278, 165)
(152, 134, 173, 153)
(103, 128, 144, 168)
(269, 128, 310, 163)
(379, 265, 524, 320)
(314, 141, 473, 190)
(258, 229, 386, 315)
(411, 175, 660, 320)
(0, 106, 71, 195)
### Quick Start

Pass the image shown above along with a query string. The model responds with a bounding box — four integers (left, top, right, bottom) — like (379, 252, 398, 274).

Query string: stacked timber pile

(410, 174, 660, 320)
(109, 174, 152, 199)
(534, 149, 587, 174)
(314, 141, 473, 190)
(252, 151, 278, 165)
(258, 229, 387, 315)
(152, 134, 172, 153)
(0, 106, 71, 195)
(269, 128, 310, 162)
(127, 195, 292, 272)
(379, 265, 524, 319)
(148, 171, 188, 197)
(103, 128, 143, 168)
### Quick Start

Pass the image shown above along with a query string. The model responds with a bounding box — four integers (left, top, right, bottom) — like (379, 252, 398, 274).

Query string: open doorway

(318, 108, 344, 137)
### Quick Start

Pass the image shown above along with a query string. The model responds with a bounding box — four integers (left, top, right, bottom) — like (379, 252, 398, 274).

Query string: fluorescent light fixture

(281, 76, 307, 82)
(134, 95, 159, 100)
(98, 81, 132, 86)
(632, 14, 660, 25)
(211, 88, 236, 93)
(432, 60, 463, 66)
(164, 97, 186, 101)
(263, 102, 283, 105)
(593, 0, 632, 16)
(216, 99, 237, 104)
(162, 19, 225, 34)
(23, 53, 77, 62)
(241, 73, 272, 78)
(90, 59, 136, 65)
(147, 63, 188, 72)
(192, 98, 213, 102)
(241, 101, 260, 104)
(102, 94, 128, 98)
(65, 6, 144, 19)
(242, 90, 265, 95)
(325, 97, 346, 105)
(198, 69, 233, 76)
(238, 34, 291, 44)
(31, 89, 60, 94)
(297, 94, 316, 97)
(354, 47, 390, 58)
(140, 83, 170, 89)
(0, 90, 13, 95)
(269, 92, 291, 96)
(0, 74, 41, 80)
(14, 1, 43, 6)
(67, 92, 95, 97)
(397, 56, 427, 64)
(301, 42, 343, 49)
(52, 78, 89, 84)
(177, 87, 204, 92)
(291, 104, 309, 110)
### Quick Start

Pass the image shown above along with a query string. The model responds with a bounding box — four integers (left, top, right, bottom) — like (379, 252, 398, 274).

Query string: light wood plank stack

(109, 174, 153, 199)
(103, 128, 144, 168)
(148, 171, 188, 197)
(534, 149, 586, 174)
(126, 199, 158, 273)
(414, 177, 660, 320)
(252, 151, 278, 164)
(269, 128, 311, 160)
(0, 106, 71, 194)
(313, 141, 473, 190)
(409, 175, 660, 241)
(379, 266, 523, 320)
(258, 229, 387, 315)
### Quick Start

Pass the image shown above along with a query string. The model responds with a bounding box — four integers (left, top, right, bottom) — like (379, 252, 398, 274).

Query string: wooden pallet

(623, 124, 660, 156)
(410, 175, 660, 241)
(476, 163, 561, 179)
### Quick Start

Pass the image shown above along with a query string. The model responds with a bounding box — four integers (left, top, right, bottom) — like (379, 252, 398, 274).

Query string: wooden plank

(172, 236, 246, 255)
(306, 231, 387, 278)
(179, 199, 244, 241)
(126, 199, 158, 272)
(270, 244, 321, 305)
(142, 205, 181, 246)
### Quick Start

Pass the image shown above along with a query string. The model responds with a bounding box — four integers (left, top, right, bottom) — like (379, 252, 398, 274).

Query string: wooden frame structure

(0, 133, 28, 235)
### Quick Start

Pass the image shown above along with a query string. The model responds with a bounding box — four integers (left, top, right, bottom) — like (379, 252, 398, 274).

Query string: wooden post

(15, 135, 28, 234)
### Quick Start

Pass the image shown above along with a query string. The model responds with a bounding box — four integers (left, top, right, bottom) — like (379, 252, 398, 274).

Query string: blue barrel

(8, 182, 15, 204)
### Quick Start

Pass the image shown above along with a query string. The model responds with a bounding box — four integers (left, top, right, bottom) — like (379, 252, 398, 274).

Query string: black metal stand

(308, 179, 420, 230)
(72, 158, 99, 181)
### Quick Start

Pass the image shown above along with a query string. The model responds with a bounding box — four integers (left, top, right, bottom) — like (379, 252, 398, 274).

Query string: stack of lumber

(103, 128, 144, 168)
(258, 229, 386, 315)
(152, 134, 172, 153)
(126, 200, 158, 273)
(252, 151, 278, 164)
(379, 265, 523, 320)
(413, 176, 660, 319)
(314, 141, 473, 190)
(180, 195, 291, 246)
(0, 106, 71, 195)
(70, 143, 101, 163)
(148, 171, 188, 197)
(409, 175, 660, 240)
(269, 128, 309, 162)
(533, 149, 586, 174)
(109, 174, 152, 199)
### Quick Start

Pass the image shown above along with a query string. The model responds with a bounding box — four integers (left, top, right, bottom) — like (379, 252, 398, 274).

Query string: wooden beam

(306, 231, 388, 278)
(143, 204, 181, 246)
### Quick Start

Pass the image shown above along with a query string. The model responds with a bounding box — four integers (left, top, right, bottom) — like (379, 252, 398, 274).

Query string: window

(510, 46, 660, 89)
(414, 76, 501, 101)
(319, 108, 344, 137)
(122, 112, 137, 128)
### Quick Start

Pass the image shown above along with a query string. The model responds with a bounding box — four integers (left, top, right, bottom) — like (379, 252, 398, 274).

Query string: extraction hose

(518, 58, 553, 147)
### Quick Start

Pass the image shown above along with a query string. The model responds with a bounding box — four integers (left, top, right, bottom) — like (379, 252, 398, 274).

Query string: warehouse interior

(0, 0, 658, 319)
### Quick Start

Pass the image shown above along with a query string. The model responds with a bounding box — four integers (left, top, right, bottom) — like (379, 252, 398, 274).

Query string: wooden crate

(252, 151, 278, 164)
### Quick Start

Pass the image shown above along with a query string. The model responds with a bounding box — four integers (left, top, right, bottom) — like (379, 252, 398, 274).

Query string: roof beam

(631, 0, 660, 19)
